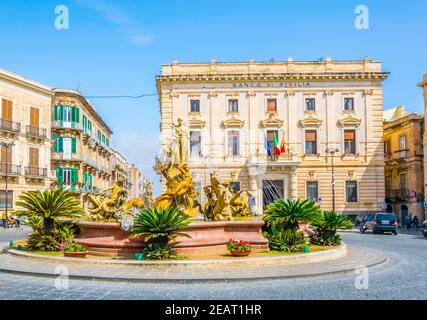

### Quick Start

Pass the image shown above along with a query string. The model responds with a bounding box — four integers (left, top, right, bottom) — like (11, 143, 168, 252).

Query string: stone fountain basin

(74, 220, 269, 256)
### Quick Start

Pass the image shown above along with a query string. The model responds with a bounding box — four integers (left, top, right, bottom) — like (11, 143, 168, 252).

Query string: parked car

(422, 220, 427, 238)
(372, 213, 398, 235)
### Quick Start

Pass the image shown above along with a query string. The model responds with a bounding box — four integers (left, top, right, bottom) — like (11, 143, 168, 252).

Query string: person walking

(412, 215, 419, 231)
(405, 215, 412, 231)
(1, 210, 6, 229)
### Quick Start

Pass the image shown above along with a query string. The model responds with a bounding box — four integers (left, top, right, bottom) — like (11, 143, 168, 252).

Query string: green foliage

(15, 189, 84, 234)
(310, 211, 352, 246)
(266, 224, 306, 253)
(227, 240, 252, 252)
(27, 231, 62, 252)
(62, 242, 87, 253)
(58, 224, 76, 243)
(264, 199, 321, 231)
(143, 243, 176, 260)
(131, 207, 191, 243)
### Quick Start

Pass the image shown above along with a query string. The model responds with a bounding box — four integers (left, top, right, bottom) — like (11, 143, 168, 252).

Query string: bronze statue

(154, 119, 199, 218)
(202, 172, 251, 221)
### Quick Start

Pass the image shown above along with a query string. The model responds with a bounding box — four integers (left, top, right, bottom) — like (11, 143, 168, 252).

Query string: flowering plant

(227, 239, 252, 252)
(59, 241, 88, 253)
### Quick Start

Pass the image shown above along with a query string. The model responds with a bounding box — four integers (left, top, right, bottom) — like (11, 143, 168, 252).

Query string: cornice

(260, 113, 284, 128)
(222, 117, 245, 129)
(156, 72, 389, 83)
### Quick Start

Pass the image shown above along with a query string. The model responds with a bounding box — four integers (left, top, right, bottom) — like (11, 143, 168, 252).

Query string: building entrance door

(262, 180, 284, 210)
(401, 204, 409, 226)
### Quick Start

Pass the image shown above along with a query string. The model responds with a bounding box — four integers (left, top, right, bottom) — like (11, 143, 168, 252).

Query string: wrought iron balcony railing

(52, 121, 82, 131)
(0, 163, 22, 175)
(25, 166, 48, 177)
(26, 126, 47, 139)
(0, 119, 21, 133)
(385, 189, 411, 201)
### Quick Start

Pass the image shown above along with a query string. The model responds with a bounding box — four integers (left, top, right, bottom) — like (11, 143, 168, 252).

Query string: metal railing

(52, 121, 82, 131)
(0, 163, 21, 175)
(24, 166, 48, 177)
(26, 126, 47, 139)
(52, 152, 82, 161)
(385, 189, 411, 201)
(0, 119, 21, 133)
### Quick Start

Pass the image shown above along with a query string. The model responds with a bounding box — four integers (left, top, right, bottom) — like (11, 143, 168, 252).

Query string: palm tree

(131, 206, 191, 245)
(264, 199, 321, 230)
(15, 189, 84, 235)
(311, 210, 353, 237)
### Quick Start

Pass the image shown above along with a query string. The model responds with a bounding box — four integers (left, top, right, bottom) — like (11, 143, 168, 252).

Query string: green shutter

(57, 168, 64, 183)
(76, 108, 80, 123)
(54, 106, 59, 121)
(71, 169, 78, 183)
(57, 137, 64, 153)
(89, 174, 93, 188)
(59, 105, 64, 121)
(88, 121, 92, 132)
(71, 138, 77, 154)
(98, 130, 101, 142)
(83, 115, 87, 133)
(106, 138, 110, 147)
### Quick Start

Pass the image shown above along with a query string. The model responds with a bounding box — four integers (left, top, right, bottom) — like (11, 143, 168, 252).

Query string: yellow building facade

(52, 89, 113, 194)
(383, 106, 425, 222)
(156, 58, 388, 217)
(419, 74, 427, 218)
(0, 68, 53, 211)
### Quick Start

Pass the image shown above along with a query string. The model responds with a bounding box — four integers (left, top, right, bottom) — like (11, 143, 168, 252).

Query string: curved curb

(3, 244, 347, 267)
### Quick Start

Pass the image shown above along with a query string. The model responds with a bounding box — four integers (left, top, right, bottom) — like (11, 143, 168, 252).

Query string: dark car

(422, 220, 427, 238)
(372, 213, 398, 235)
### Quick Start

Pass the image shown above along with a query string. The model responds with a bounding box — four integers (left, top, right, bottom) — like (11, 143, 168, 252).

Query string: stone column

(324, 90, 334, 147)
(290, 168, 298, 200)
(286, 90, 296, 153)
(247, 91, 257, 156)
(208, 91, 218, 161)
(364, 89, 373, 162)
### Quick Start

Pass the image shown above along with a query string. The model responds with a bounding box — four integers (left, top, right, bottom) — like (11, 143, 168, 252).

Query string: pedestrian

(1, 210, 6, 229)
(405, 215, 412, 231)
(412, 216, 419, 231)
(14, 215, 20, 228)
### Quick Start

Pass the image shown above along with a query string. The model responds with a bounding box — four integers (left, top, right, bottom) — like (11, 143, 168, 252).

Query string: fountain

(75, 119, 268, 257)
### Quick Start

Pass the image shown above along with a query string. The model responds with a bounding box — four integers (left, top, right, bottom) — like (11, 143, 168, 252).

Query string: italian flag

(273, 132, 281, 156)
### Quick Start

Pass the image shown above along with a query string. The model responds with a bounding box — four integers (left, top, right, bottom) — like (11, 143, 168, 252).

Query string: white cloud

(74, 0, 152, 45)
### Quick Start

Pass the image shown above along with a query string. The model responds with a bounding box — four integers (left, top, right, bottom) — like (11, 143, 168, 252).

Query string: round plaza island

(74, 220, 269, 257)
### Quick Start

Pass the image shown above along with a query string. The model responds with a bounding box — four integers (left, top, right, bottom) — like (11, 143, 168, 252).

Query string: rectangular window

(344, 98, 354, 111)
(399, 174, 407, 190)
(344, 130, 356, 155)
(228, 99, 239, 113)
(29, 147, 39, 168)
(98, 130, 102, 142)
(267, 99, 277, 112)
(305, 98, 316, 111)
(230, 182, 241, 193)
(190, 99, 200, 113)
(228, 131, 240, 156)
(0, 144, 12, 164)
(346, 181, 358, 203)
(190, 131, 201, 158)
(0, 190, 13, 209)
(30, 107, 40, 127)
(384, 140, 390, 159)
(83, 115, 87, 133)
(399, 135, 407, 158)
(267, 130, 279, 158)
(306, 181, 319, 202)
(305, 130, 317, 155)
(2, 98, 13, 121)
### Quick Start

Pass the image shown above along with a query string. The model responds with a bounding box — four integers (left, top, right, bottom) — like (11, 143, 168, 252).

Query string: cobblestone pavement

(0, 230, 426, 299)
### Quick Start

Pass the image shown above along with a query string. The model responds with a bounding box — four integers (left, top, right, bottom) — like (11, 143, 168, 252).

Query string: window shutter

(71, 138, 77, 154)
(71, 169, 78, 183)
(76, 108, 80, 123)
(58, 137, 64, 152)
(57, 168, 64, 183)
(54, 106, 59, 121)
(59, 105, 64, 121)
(83, 115, 87, 133)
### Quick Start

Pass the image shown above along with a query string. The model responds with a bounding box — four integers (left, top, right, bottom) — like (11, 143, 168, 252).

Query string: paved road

(0, 229, 426, 300)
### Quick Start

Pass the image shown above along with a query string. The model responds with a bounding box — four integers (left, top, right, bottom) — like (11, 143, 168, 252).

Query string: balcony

(52, 121, 82, 131)
(25, 166, 48, 178)
(386, 189, 411, 202)
(0, 119, 21, 134)
(249, 153, 299, 166)
(0, 163, 22, 176)
(52, 152, 82, 162)
(26, 125, 47, 139)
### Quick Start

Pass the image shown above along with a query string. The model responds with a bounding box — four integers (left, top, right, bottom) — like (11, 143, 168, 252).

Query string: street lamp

(325, 147, 339, 213)
(1, 141, 15, 229)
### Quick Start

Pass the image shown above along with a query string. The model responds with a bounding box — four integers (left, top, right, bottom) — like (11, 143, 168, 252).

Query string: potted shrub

(61, 241, 88, 258)
(227, 239, 252, 257)
(310, 211, 353, 246)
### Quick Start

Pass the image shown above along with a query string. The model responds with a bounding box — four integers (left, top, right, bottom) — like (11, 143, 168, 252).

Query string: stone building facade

(0, 68, 53, 211)
(52, 89, 113, 194)
(110, 148, 132, 193)
(383, 106, 425, 222)
(156, 58, 389, 217)
(419, 74, 427, 220)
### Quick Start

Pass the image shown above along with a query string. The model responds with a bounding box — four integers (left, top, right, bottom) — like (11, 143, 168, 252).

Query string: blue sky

(0, 0, 426, 193)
